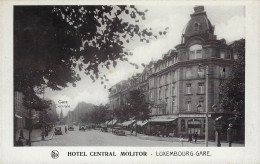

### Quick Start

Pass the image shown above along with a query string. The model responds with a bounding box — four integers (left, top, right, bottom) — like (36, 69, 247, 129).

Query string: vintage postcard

(0, 0, 259, 163)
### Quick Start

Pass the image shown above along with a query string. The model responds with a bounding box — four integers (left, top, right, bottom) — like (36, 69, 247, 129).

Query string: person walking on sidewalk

(65, 126, 67, 134)
(188, 134, 193, 142)
(227, 124, 233, 147)
(179, 135, 184, 147)
(194, 132, 198, 143)
(17, 137, 24, 146)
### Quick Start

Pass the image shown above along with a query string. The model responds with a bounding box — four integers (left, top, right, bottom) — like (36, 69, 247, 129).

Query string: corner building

(109, 6, 239, 139)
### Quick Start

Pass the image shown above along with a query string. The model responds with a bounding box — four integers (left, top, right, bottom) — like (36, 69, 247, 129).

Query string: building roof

(182, 6, 215, 43)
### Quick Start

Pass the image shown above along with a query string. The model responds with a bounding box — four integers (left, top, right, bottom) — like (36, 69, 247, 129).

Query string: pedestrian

(194, 132, 198, 143)
(188, 134, 193, 142)
(65, 126, 67, 134)
(17, 137, 24, 146)
(19, 129, 24, 139)
(179, 135, 184, 147)
(227, 123, 233, 147)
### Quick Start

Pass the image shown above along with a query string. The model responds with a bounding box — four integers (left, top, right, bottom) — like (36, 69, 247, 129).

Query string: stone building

(109, 6, 240, 138)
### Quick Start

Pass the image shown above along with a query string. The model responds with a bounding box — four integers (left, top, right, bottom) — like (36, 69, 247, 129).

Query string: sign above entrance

(178, 114, 211, 118)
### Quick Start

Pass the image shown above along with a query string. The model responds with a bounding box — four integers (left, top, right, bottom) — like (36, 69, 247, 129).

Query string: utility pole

(205, 65, 209, 147)
(198, 64, 209, 147)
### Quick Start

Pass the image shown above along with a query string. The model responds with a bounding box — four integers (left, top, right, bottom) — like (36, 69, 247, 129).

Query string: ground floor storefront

(139, 114, 215, 139)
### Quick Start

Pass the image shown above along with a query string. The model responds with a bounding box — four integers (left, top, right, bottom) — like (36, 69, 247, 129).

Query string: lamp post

(198, 64, 209, 147)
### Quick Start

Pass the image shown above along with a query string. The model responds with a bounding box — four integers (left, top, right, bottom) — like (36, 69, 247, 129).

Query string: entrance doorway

(187, 120, 201, 135)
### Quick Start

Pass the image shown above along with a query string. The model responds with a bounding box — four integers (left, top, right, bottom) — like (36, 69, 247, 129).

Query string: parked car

(54, 127, 62, 135)
(68, 126, 74, 131)
(100, 127, 108, 132)
(79, 126, 85, 131)
(112, 127, 126, 136)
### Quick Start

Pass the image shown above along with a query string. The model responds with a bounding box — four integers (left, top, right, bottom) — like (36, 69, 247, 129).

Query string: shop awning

(121, 120, 135, 126)
(137, 121, 148, 126)
(15, 114, 22, 119)
(107, 119, 117, 125)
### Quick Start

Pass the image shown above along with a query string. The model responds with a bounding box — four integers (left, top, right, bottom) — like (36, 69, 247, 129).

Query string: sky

(44, 5, 245, 116)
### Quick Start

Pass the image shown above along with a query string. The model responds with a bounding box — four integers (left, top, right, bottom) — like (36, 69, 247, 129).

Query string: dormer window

(195, 23, 199, 31)
(189, 44, 202, 59)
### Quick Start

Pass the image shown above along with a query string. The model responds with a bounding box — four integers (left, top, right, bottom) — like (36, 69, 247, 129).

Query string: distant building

(109, 6, 243, 139)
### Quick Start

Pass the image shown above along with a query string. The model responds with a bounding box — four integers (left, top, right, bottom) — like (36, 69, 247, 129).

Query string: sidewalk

(16, 128, 54, 143)
(123, 130, 244, 147)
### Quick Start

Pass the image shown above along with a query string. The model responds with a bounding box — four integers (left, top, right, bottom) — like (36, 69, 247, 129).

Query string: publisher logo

(51, 150, 59, 159)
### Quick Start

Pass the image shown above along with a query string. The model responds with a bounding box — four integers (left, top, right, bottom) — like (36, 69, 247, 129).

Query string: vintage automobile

(68, 126, 74, 131)
(79, 126, 86, 131)
(112, 127, 126, 136)
(54, 127, 62, 135)
(100, 127, 108, 132)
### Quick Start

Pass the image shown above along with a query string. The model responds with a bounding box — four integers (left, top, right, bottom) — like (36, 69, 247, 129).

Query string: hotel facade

(109, 6, 242, 139)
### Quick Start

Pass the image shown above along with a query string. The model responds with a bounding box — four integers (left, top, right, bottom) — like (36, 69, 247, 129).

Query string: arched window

(181, 119, 186, 131)
(194, 23, 199, 31)
(189, 44, 202, 59)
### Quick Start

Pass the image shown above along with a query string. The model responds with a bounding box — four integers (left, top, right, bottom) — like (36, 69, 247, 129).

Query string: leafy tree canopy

(115, 89, 150, 122)
(219, 39, 245, 118)
(14, 6, 167, 110)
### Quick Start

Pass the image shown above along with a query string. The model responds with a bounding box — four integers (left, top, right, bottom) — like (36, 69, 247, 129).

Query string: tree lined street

(32, 125, 244, 147)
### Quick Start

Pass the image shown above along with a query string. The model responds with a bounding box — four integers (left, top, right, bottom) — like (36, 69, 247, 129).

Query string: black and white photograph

(0, 1, 259, 163)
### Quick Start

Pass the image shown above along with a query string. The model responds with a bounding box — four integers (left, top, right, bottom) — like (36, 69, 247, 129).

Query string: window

(165, 99, 168, 114)
(166, 73, 169, 84)
(196, 50, 202, 58)
(186, 70, 192, 79)
(189, 51, 195, 59)
(181, 119, 186, 131)
(233, 53, 238, 60)
(159, 89, 161, 99)
(172, 71, 175, 81)
(220, 51, 225, 59)
(172, 86, 175, 96)
(198, 83, 205, 94)
(205, 49, 209, 54)
(189, 44, 202, 59)
(220, 67, 226, 78)
(165, 87, 168, 98)
(198, 68, 205, 78)
(198, 100, 204, 111)
(194, 23, 199, 31)
(173, 56, 176, 64)
(150, 92, 153, 100)
(172, 99, 175, 114)
(186, 84, 192, 94)
(186, 101, 191, 111)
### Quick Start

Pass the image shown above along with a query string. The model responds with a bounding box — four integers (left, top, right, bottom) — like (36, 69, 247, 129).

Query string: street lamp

(198, 64, 209, 147)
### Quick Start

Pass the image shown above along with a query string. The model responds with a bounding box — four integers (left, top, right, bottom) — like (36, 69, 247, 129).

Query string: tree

(84, 104, 110, 124)
(125, 89, 150, 135)
(14, 6, 167, 110)
(219, 39, 245, 120)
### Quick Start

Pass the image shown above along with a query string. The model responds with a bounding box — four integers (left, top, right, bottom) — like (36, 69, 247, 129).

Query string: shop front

(145, 115, 178, 137)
